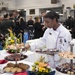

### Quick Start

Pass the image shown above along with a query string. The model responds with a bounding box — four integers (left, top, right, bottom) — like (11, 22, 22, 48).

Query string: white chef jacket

(30, 23, 71, 51)
(30, 23, 71, 68)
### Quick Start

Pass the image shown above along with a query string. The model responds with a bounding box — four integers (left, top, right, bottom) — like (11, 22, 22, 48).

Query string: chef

(25, 11, 71, 68)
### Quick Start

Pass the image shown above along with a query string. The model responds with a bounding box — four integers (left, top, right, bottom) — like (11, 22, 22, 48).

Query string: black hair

(9, 13, 13, 17)
(12, 10, 18, 13)
(41, 11, 46, 14)
(4, 14, 9, 18)
(44, 11, 59, 22)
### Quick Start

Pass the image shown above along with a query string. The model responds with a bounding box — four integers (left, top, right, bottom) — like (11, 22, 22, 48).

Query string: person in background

(65, 15, 73, 29)
(9, 12, 15, 21)
(40, 12, 47, 33)
(40, 12, 46, 24)
(13, 10, 21, 37)
(33, 16, 43, 39)
(24, 11, 71, 68)
(18, 17, 27, 42)
(13, 10, 20, 21)
(9, 12, 16, 32)
(0, 14, 14, 35)
(71, 18, 75, 38)
(0, 16, 5, 48)
(27, 16, 34, 32)
(0, 16, 4, 33)
(27, 16, 34, 39)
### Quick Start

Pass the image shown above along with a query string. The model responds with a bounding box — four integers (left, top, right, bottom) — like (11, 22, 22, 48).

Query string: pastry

(7, 63, 15, 67)
(11, 67, 17, 72)
(3, 63, 29, 73)
(4, 67, 11, 72)
(5, 54, 27, 61)
(10, 67, 14, 72)
(68, 55, 73, 59)
(71, 72, 74, 75)
(18, 63, 29, 70)
(67, 71, 71, 74)
(16, 68, 22, 72)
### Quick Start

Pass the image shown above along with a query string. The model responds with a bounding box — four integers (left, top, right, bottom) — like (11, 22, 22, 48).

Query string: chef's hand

(23, 44, 30, 51)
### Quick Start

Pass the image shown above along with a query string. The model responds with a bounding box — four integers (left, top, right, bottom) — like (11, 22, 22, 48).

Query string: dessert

(4, 67, 11, 72)
(36, 49, 59, 55)
(5, 54, 27, 61)
(56, 63, 75, 74)
(3, 63, 29, 73)
(7, 49, 20, 53)
(59, 52, 75, 59)
(11, 67, 17, 72)
(6, 43, 24, 53)
(16, 68, 22, 72)
(6, 43, 24, 49)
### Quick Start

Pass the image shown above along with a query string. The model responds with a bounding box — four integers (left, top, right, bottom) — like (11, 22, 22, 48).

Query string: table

(0, 50, 71, 75)
(26, 39, 40, 44)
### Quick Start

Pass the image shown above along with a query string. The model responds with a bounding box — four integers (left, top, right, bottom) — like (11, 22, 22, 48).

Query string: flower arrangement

(5, 29, 20, 49)
(32, 56, 52, 75)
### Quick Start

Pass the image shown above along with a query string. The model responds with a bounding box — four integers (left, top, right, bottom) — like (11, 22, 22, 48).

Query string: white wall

(61, 0, 75, 18)
(16, 0, 75, 12)
(16, 0, 61, 9)
(16, 0, 61, 20)
(16, 0, 75, 20)
(61, 0, 75, 9)
(7, 0, 16, 10)
(1, 0, 16, 10)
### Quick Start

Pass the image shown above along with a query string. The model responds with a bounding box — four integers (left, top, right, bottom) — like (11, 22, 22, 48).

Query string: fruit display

(3, 63, 30, 73)
(5, 54, 27, 61)
(56, 63, 75, 74)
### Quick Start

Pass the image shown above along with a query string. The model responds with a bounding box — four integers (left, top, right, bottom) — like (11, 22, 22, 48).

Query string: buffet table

(0, 50, 71, 75)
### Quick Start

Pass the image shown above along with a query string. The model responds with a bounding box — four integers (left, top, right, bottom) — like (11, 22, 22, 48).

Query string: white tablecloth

(26, 39, 40, 44)
(0, 50, 70, 75)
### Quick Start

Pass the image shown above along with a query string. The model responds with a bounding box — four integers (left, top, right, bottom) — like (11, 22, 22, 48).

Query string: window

(51, 0, 57, 4)
(29, 9, 35, 14)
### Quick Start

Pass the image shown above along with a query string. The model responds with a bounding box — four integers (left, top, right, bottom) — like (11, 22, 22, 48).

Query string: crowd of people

(64, 15, 75, 38)
(0, 10, 74, 43)
(0, 10, 46, 46)
(0, 10, 73, 68)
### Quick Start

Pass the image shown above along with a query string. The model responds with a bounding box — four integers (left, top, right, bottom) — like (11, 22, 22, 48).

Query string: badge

(49, 33, 52, 35)
(64, 39, 66, 42)
(60, 38, 62, 44)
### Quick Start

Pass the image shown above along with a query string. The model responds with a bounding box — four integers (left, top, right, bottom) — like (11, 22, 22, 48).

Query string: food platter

(3, 63, 30, 73)
(5, 54, 28, 61)
(36, 49, 59, 55)
(6, 43, 24, 50)
(59, 52, 75, 59)
(7, 49, 20, 54)
(56, 63, 75, 74)
(6, 43, 25, 54)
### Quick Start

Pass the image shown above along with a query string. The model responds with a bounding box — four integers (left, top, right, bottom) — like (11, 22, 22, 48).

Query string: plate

(56, 63, 75, 74)
(36, 50, 59, 55)
(3, 63, 30, 73)
(5, 54, 28, 61)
